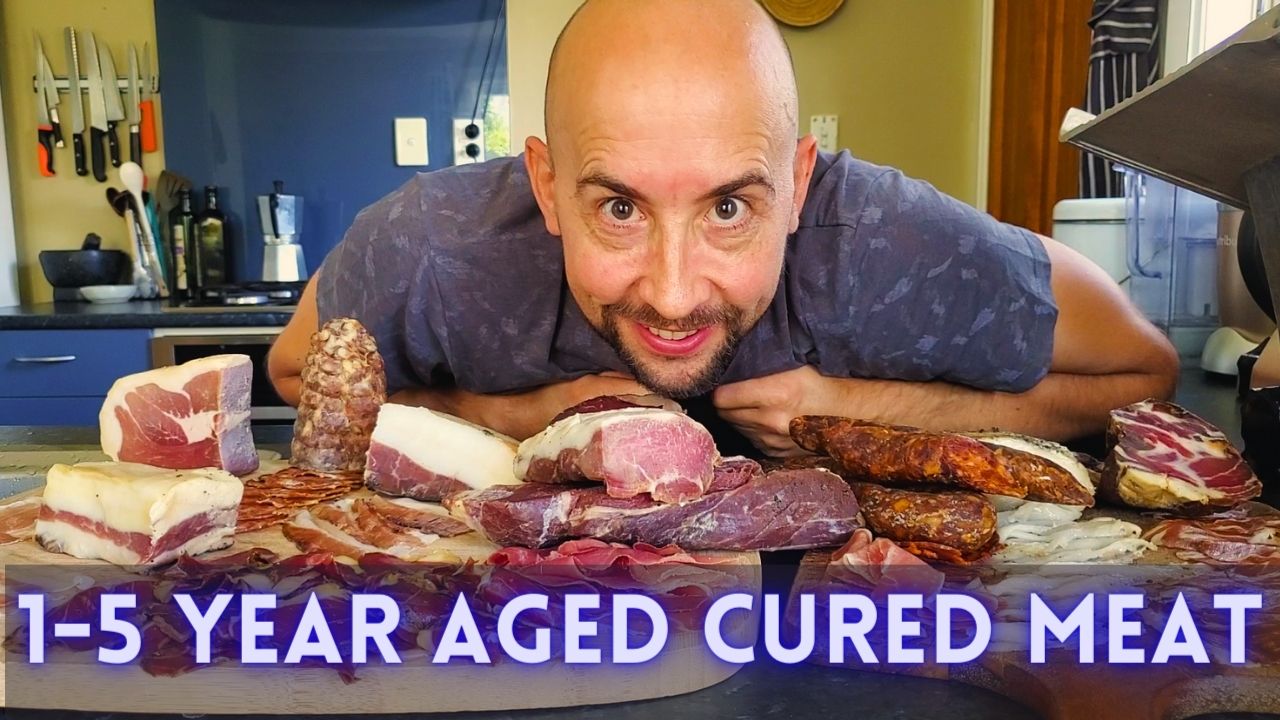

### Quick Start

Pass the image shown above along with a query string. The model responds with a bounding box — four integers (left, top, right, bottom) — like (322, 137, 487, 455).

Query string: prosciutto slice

(826, 529, 945, 596)
(99, 354, 257, 476)
(1101, 400, 1261, 511)
(515, 397, 718, 504)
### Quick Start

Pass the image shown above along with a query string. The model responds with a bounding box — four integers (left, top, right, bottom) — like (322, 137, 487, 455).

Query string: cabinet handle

(13, 355, 77, 363)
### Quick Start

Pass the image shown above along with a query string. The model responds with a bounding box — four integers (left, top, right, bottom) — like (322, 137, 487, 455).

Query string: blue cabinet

(0, 329, 152, 425)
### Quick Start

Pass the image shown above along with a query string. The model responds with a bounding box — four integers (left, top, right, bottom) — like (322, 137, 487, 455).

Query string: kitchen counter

(0, 300, 294, 329)
(2, 369, 1274, 720)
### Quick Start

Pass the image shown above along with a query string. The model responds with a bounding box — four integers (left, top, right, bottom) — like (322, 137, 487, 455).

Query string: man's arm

(714, 236, 1179, 453)
(268, 274, 651, 438)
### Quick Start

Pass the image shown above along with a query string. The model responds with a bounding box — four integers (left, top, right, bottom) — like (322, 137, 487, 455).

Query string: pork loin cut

(446, 460, 863, 551)
(100, 354, 257, 476)
(364, 403, 520, 501)
(35, 462, 242, 566)
(1101, 399, 1261, 511)
(515, 398, 718, 504)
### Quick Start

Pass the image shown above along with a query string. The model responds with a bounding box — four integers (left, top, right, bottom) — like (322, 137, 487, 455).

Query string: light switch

(809, 114, 839, 154)
(394, 117, 429, 166)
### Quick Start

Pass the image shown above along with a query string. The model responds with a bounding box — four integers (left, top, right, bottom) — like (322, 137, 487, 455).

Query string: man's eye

(604, 198, 636, 222)
(713, 197, 743, 223)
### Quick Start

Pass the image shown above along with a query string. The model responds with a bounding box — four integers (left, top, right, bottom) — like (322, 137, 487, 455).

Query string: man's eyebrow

(701, 171, 775, 201)
(577, 172, 648, 202)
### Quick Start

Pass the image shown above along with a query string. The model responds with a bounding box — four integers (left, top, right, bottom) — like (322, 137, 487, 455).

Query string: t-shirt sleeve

(808, 166, 1058, 393)
(315, 178, 449, 394)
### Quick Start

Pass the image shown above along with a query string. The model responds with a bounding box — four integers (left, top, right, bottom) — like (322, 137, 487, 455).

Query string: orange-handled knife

(140, 42, 157, 153)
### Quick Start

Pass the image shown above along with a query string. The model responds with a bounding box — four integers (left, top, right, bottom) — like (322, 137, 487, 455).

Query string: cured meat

(291, 318, 386, 473)
(99, 354, 258, 476)
(236, 466, 365, 533)
(992, 500, 1150, 564)
(364, 403, 519, 501)
(1101, 400, 1261, 511)
(790, 416, 1026, 498)
(1144, 515, 1280, 565)
(826, 529, 945, 596)
(445, 461, 863, 551)
(35, 462, 242, 566)
(515, 399, 718, 504)
(849, 483, 996, 555)
(309, 499, 442, 560)
(0, 496, 42, 544)
(969, 432, 1095, 507)
(548, 394, 681, 423)
(360, 495, 471, 537)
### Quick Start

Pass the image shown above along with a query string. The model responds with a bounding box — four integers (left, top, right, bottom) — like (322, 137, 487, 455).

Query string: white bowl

(80, 284, 136, 304)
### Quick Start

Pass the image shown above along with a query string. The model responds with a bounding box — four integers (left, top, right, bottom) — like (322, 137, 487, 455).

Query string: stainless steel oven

(150, 327, 296, 423)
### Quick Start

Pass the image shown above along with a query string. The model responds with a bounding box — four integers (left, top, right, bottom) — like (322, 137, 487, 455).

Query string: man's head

(525, 0, 818, 398)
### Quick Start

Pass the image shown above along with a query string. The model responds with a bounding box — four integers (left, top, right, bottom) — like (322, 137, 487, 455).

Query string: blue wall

(155, 0, 508, 282)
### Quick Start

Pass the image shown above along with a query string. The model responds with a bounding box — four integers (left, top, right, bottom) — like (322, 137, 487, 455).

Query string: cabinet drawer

(0, 396, 106, 425)
(0, 329, 151, 398)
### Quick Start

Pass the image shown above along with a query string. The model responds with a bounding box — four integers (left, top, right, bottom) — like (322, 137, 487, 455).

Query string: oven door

(150, 327, 296, 423)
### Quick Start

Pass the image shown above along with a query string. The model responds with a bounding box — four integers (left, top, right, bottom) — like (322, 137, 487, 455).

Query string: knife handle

(37, 126, 54, 177)
(49, 109, 64, 148)
(140, 100, 157, 153)
(90, 127, 107, 182)
(106, 122, 121, 168)
(130, 126, 143, 164)
(73, 133, 87, 176)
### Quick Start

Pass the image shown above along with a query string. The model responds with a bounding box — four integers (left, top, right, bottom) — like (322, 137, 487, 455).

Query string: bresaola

(514, 396, 718, 504)
(444, 459, 863, 551)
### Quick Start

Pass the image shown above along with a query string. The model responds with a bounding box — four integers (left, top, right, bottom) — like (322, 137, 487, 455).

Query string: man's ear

(524, 136, 562, 237)
(789, 135, 819, 234)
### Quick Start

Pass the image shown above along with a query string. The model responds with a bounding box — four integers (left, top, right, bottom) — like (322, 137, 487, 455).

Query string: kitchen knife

(97, 40, 126, 169)
(37, 36, 63, 148)
(34, 36, 56, 176)
(139, 42, 156, 153)
(126, 44, 142, 163)
(64, 28, 87, 176)
(85, 32, 108, 182)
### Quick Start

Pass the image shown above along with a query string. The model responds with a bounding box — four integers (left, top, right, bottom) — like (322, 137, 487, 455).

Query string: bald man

(268, 0, 1177, 456)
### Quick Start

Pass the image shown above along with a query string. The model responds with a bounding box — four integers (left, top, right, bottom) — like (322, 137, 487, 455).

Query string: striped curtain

(1080, 0, 1161, 198)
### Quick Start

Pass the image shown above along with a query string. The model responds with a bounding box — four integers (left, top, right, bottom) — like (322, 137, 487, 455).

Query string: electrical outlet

(394, 117, 429, 166)
(809, 114, 839, 154)
(453, 118, 485, 165)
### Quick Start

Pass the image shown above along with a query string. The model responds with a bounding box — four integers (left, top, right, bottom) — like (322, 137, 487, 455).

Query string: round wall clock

(760, 0, 845, 27)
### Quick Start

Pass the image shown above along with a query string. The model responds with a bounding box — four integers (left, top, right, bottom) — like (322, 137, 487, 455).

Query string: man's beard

(598, 301, 746, 399)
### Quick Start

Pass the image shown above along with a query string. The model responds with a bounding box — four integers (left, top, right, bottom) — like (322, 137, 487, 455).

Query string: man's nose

(639, 224, 711, 322)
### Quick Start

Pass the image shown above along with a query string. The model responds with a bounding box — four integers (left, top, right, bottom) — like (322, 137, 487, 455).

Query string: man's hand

(712, 366, 829, 456)
(392, 372, 651, 440)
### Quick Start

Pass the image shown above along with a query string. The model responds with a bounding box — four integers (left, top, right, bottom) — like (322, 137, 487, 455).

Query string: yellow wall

(505, 0, 986, 206)
(0, 0, 166, 304)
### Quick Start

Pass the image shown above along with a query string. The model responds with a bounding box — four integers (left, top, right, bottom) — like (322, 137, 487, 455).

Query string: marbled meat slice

(790, 416, 1025, 498)
(364, 403, 519, 501)
(0, 496, 42, 544)
(446, 461, 862, 551)
(826, 528, 945, 595)
(1144, 515, 1280, 565)
(360, 495, 471, 537)
(515, 397, 718, 504)
(291, 318, 386, 473)
(1101, 400, 1261, 511)
(850, 483, 996, 554)
(236, 466, 365, 533)
(281, 509, 384, 560)
(99, 354, 258, 476)
(309, 500, 441, 560)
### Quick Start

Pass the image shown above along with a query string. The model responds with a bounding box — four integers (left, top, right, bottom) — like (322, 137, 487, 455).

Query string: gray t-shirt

(317, 151, 1057, 397)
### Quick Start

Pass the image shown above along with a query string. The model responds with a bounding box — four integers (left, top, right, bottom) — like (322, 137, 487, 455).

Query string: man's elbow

(1140, 333, 1180, 401)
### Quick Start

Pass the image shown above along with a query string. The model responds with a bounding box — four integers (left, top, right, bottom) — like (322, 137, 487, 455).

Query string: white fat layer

(99, 354, 251, 456)
(40, 462, 243, 536)
(368, 404, 519, 490)
(973, 433, 1094, 493)
(514, 407, 693, 479)
(1115, 466, 1219, 508)
(34, 518, 235, 566)
(988, 493, 1150, 565)
(386, 496, 453, 516)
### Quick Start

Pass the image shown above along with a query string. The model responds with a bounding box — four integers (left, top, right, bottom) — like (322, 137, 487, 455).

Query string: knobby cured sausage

(291, 318, 387, 473)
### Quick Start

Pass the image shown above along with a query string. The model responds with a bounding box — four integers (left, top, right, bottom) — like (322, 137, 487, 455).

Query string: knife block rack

(31, 77, 157, 94)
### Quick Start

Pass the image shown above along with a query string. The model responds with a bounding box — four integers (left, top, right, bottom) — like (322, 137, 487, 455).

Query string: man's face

(536, 95, 808, 399)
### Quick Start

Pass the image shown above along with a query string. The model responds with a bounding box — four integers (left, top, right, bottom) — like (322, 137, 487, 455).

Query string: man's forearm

(388, 387, 543, 440)
(821, 369, 1176, 441)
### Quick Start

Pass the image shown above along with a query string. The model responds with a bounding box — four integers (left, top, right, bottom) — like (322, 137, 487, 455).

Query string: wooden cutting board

(787, 507, 1280, 720)
(0, 488, 761, 714)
